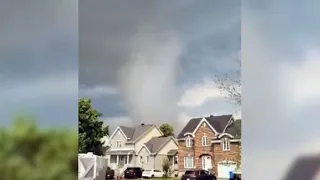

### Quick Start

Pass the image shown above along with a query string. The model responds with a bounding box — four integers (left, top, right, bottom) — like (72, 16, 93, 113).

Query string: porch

(167, 149, 178, 171)
(106, 150, 135, 170)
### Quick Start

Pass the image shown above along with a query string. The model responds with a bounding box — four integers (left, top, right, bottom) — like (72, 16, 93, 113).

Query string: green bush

(162, 157, 171, 178)
(0, 115, 78, 180)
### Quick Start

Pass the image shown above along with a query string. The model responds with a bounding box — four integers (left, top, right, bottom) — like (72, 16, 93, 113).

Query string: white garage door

(217, 161, 237, 179)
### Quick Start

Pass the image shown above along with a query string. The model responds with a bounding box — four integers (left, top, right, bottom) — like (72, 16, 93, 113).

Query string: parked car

(181, 169, 216, 180)
(124, 167, 144, 179)
(105, 166, 115, 180)
(142, 169, 164, 178)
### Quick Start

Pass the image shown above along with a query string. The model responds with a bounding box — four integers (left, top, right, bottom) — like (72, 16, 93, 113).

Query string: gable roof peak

(176, 114, 234, 139)
(116, 124, 154, 141)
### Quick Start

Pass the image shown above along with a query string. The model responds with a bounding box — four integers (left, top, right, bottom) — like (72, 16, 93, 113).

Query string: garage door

(217, 161, 237, 179)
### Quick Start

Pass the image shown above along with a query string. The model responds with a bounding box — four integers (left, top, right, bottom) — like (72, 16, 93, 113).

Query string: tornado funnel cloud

(117, 30, 181, 128)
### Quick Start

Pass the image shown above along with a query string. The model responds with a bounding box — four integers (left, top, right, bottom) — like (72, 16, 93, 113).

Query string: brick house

(176, 114, 241, 179)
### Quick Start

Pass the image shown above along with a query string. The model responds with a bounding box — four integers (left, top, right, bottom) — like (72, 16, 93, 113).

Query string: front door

(119, 155, 127, 166)
(201, 156, 212, 170)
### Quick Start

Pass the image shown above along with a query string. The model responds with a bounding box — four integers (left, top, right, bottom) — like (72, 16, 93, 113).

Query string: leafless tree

(214, 56, 241, 107)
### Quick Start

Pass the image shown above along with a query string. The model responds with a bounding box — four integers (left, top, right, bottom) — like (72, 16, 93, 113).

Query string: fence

(78, 152, 108, 180)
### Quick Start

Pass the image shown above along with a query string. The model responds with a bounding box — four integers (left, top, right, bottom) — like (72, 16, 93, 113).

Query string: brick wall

(212, 142, 240, 174)
(177, 140, 194, 171)
(193, 121, 215, 168)
(177, 121, 241, 176)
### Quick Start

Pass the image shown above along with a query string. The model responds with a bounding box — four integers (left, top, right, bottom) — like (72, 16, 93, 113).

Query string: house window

(145, 156, 149, 163)
(140, 156, 143, 163)
(116, 140, 122, 148)
(202, 135, 208, 146)
(185, 136, 192, 147)
(110, 155, 117, 163)
(184, 157, 193, 168)
(203, 123, 206, 127)
(222, 138, 230, 151)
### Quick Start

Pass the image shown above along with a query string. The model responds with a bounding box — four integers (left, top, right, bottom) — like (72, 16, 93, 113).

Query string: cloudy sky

(0, 0, 78, 127)
(79, 0, 241, 133)
(3, 0, 320, 179)
(243, 0, 320, 179)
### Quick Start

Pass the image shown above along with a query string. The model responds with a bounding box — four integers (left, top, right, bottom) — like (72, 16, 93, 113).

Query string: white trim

(108, 148, 134, 151)
(116, 140, 122, 148)
(218, 160, 236, 164)
(109, 126, 128, 140)
(201, 135, 208, 146)
(183, 132, 194, 137)
(185, 136, 192, 147)
(155, 125, 164, 136)
(172, 137, 179, 145)
(192, 118, 218, 135)
(211, 139, 241, 143)
(218, 133, 234, 138)
(184, 156, 194, 168)
(222, 116, 234, 133)
(201, 155, 212, 170)
(222, 138, 231, 151)
(137, 144, 152, 155)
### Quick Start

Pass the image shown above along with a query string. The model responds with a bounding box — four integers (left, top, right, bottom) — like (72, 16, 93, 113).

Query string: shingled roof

(119, 124, 154, 141)
(176, 114, 234, 139)
(225, 119, 241, 138)
(143, 136, 176, 154)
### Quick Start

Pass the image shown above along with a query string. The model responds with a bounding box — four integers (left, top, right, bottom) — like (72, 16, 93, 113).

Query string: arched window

(202, 135, 208, 146)
(185, 136, 192, 147)
(222, 138, 230, 151)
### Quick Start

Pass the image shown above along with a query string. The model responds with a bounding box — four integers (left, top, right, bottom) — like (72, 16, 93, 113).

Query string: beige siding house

(136, 136, 179, 172)
(106, 123, 179, 173)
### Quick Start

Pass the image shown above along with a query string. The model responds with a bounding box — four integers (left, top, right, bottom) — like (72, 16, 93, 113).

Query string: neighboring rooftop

(144, 136, 172, 153)
(225, 119, 241, 138)
(176, 114, 234, 139)
(119, 124, 154, 141)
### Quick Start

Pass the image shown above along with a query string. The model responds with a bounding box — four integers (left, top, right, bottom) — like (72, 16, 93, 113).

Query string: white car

(142, 169, 164, 178)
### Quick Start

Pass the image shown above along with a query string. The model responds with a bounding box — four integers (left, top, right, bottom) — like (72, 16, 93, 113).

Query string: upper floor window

(116, 140, 122, 148)
(202, 135, 208, 146)
(222, 138, 230, 151)
(185, 136, 192, 147)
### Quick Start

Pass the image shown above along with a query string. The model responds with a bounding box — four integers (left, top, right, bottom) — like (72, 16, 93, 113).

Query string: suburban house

(176, 114, 241, 179)
(137, 136, 179, 173)
(105, 123, 178, 174)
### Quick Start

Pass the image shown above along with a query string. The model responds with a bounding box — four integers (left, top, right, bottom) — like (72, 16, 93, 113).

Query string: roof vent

(141, 123, 145, 126)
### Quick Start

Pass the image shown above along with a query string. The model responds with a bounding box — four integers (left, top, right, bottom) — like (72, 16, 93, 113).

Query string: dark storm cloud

(79, 0, 240, 87)
(0, 0, 77, 80)
(0, 0, 77, 126)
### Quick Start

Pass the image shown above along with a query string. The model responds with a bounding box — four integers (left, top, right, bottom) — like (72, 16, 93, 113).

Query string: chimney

(141, 123, 145, 126)
(210, 115, 214, 117)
